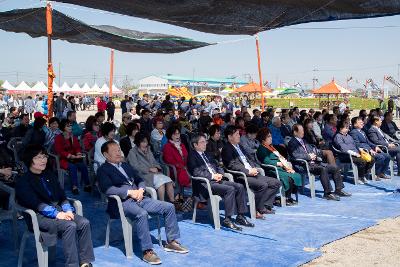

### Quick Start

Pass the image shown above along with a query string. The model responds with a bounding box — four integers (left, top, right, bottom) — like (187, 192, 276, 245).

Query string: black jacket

(16, 170, 68, 246)
(221, 142, 257, 176)
(187, 150, 224, 201)
(120, 136, 133, 158)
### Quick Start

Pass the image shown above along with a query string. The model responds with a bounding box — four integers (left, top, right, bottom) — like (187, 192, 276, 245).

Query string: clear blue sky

(1, 0, 400, 90)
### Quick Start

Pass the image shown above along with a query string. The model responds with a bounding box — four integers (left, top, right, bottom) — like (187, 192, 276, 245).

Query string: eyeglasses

(34, 154, 49, 160)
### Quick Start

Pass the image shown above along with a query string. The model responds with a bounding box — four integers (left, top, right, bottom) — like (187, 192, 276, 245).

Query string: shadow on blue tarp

(2, 177, 400, 267)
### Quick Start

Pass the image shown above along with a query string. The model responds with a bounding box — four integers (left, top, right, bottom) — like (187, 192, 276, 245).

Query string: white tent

(1, 80, 15, 91)
(31, 81, 48, 93)
(91, 84, 101, 92)
(81, 83, 91, 92)
(14, 81, 31, 93)
(84, 83, 101, 95)
(52, 82, 59, 92)
(60, 82, 71, 92)
(111, 84, 122, 94)
(100, 84, 109, 94)
(70, 83, 81, 93)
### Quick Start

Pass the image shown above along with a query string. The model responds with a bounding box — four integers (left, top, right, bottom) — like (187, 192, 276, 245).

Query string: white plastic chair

(377, 145, 395, 179)
(104, 187, 162, 259)
(224, 168, 256, 220)
(47, 144, 68, 189)
(260, 164, 288, 207)
(0, 181, 18, 250)
(17, 198, 82, 267)
(332, 146, 376, 184)
(191, 173, 234, 230)
(291, 159, 316, 199)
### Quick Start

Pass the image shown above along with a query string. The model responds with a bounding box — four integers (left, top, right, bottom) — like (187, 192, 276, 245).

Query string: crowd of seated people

(2, 95, 400, 266)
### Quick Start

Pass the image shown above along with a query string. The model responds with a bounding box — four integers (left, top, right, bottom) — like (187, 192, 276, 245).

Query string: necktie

(300, 139, 308, 152)
(378, 128, 389, 144)
(202, 153, 215, 174)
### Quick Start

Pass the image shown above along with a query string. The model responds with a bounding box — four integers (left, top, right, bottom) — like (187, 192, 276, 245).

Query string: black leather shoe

(235, 215, 254, 227)
(334, 190, 352, 197)
(324, 193, 340, 201)
(286, 198, 298, 206)
(222, 218, 242, 231)
(260, 208, 275, 215)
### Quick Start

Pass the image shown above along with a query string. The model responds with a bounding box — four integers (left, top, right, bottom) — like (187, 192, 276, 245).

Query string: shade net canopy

(0, 7, 210, 53)
(56, 0, 400, 35)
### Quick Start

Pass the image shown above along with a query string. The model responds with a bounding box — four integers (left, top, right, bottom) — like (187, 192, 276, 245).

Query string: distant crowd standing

(1, 91, 400, 266)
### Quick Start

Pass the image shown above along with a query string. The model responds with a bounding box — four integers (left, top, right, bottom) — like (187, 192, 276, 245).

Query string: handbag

(360, 150, 372, 162)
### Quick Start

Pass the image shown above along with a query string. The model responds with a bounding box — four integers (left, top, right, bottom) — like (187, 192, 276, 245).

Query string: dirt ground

(303, 216, 400, 267)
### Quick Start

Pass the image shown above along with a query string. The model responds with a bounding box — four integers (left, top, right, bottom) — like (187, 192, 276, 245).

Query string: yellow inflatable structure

(168, 86, 193, 98)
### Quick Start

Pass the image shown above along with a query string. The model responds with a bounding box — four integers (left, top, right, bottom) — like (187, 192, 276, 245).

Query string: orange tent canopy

(233, 82, 271, 93)
(312, 80, 351, 94)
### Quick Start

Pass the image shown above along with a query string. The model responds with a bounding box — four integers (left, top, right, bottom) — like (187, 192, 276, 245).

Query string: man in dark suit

(288, 124, 349, 201)
(350, 117, 390, 179)
(97, 141, 188, 265)
(367, 116, 400, 175)
(188, 133, 253, 231)
(221, 126, 280, 218)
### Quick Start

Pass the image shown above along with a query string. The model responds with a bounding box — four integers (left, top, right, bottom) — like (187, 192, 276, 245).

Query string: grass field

(254, 97, 382, 110)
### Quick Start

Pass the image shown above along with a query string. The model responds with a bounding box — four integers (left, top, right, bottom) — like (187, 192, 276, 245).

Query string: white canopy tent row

(31, 81, 48, 93)
(0, 81, 123, 95)
(0, 80, 15, 91)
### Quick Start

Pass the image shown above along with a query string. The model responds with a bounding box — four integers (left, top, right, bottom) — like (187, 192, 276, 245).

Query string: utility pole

(93, 73, 96, 85)
(16, 71, 19, 84)
(312, 68, 318, 90)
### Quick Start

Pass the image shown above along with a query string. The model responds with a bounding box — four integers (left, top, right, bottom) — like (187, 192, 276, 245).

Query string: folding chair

(223, 168, 256, 220)
(0, 181, 18, 251)
(191, 173, 234, 230)
(17, 198, 82, 267)
(103, 187, 162, 258)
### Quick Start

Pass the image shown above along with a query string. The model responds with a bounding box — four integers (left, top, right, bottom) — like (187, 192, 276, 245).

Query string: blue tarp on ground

(1, 176, 400, 267)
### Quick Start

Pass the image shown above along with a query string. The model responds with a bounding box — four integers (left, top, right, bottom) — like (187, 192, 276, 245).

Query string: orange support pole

(255, 34, 265, 111)
(109, 49, 114, 97)
(46, 3, 55, 118)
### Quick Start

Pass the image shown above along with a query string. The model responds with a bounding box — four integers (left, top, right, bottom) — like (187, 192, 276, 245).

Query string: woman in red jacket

(55, 119, 90, 195)
(162, 125, 190, 187)
(82, 116, 99, 152)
